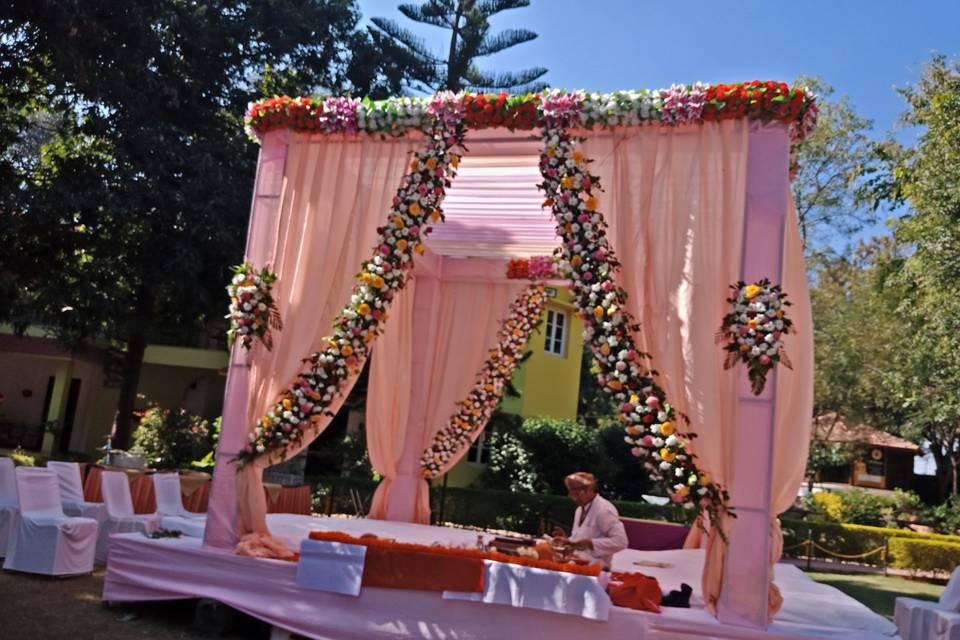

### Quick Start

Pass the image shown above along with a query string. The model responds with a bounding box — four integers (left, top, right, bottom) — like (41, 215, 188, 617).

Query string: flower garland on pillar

(234, 93, 466, 467)
(718, 279, 794, 395)
(226, 263, 281, 351)
(537, 92, 730, 527)
(420, 284, 547, 477)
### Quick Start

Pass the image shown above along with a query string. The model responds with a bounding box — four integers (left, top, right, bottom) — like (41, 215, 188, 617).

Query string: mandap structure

(203, 83, 816, 631)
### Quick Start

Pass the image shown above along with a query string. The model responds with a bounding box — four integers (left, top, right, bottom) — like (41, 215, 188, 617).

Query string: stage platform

(102, 514, 897, 640)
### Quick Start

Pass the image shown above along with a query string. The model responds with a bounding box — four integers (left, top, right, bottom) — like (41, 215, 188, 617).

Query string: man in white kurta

(554, 472, 628, 569)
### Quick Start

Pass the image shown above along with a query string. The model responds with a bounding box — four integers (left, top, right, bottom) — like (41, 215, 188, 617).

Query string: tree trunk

(445, 0, 464, 91)
(111, 333, 148, 450)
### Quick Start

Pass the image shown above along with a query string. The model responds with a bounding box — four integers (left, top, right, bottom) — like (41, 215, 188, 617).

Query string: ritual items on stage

(308, 531, 602, 577)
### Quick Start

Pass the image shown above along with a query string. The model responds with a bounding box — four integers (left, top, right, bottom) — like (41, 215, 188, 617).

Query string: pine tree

(371, 0, 547, 93)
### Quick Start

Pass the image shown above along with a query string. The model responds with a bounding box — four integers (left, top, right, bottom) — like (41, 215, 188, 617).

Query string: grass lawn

(806, 570, 944, 619)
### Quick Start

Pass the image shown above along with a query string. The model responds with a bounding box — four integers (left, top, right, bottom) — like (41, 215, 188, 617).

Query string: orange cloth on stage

(308, 531, 483, 592)
(609, 572, 663, 613)
(363, 544, 484, 593)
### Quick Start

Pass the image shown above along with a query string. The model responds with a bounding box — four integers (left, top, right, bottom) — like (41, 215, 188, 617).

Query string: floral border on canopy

(718, 280, 794, 395)
(244, 81, 818, 153)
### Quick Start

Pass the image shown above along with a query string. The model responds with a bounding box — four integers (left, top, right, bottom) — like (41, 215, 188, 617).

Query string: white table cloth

(47, 461, 108, 526)
(3, 468, 97, 575)
(0, 457, 19, 557)
(296, 538, 367, 596)
(444, 559, 612, 621)
(96, 470, 160, 564)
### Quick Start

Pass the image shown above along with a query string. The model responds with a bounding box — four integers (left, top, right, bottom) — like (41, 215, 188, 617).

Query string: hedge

(888, 538, 960, 574)
(308, 475, 690, 537)
(781, 518, 960, 569)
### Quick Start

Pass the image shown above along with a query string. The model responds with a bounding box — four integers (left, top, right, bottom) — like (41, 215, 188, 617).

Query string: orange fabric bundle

(609, 572, 662, 613)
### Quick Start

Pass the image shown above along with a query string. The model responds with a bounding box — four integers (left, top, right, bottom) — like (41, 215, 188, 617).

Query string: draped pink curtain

(582, 121, 813, 615)
(237, 134, 418, 535)
(367, 278, 524, 523)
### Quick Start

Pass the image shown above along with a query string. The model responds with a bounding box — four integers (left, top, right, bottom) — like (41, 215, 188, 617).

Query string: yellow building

(0, 327, 227, 458)
(445, 285, 584, 486)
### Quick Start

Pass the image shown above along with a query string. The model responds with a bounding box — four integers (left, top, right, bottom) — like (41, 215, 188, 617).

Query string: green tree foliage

(482, 416, 650, 500)
(885, 55, 960, 497)
(371, 0, 547, 92)
(0, 1, 415, 448)
(791, 76, 881, 250)
(129, 406, 218, 469)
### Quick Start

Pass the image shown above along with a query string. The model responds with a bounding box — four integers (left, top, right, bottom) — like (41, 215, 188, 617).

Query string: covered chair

(152, 473, 205, 538)
(46, 461, 107, 526)
(896, 565, 960, 640)
(96, 470, 160, 564)
(0, 457, 19, 557)
(3, 468, 98, 576)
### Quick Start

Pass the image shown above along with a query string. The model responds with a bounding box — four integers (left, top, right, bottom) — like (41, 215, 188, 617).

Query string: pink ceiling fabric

(427, 130, 560, 258)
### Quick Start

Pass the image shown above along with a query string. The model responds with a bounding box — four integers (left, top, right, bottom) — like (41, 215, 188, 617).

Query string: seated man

(552, 471, 628, 569)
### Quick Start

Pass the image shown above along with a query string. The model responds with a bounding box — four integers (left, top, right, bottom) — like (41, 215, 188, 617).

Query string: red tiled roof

(812, 413, 920, 453)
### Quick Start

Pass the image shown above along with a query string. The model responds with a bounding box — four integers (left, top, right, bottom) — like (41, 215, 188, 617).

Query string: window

(467, 427, 494, 464)
(544, 308, 567, 356)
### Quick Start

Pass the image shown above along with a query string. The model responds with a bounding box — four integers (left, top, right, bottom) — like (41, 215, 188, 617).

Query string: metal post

(883, 536, 889, 576)
(806, 528, 813, 571)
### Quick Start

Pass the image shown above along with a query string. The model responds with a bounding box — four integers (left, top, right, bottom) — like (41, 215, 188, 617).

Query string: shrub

(802, 488, 924, 528)
(481, 416, 623, 495)
(129, 406, 217, 469)
(1, 447, 36, 467)
(926, 495, 960, 536)
(888, 538, 960, 574)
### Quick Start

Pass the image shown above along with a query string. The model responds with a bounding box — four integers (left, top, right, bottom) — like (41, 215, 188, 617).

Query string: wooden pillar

(203, 130, 290, 549)
(716, 123, 790, 629)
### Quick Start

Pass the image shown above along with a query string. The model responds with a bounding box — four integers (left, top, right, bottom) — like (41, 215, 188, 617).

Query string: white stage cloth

(102, 514, 897, 640)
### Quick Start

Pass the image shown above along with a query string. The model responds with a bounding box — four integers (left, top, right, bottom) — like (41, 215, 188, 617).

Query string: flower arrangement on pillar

(234, 93, 466, 467)
(718, 280, 794, 395)
(226, 263, 281, 351)
(536, 95, 730, 530)
(420, 284, 547, 478)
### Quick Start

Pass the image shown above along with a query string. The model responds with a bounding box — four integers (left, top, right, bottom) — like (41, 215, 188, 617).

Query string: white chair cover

(2, 468, 97, 575)
(0, 457, 19, 557)
(96, 470, 160, 564)
(46, 461, 107, 526)
(152, 473, 205, 538)
(152, 473, 204, 519)
(942, 566, 960, 612)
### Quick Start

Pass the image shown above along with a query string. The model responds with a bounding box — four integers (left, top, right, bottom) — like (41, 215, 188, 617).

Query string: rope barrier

(783, 538, 887, 561)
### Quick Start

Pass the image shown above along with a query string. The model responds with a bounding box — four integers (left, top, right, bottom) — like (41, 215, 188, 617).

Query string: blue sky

(357, 0, 960, 141)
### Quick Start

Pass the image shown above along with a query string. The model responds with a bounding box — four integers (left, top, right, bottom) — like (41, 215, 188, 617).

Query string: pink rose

(380, 244, 390, 254)
(759, 355, 771, 365)
(642, 435, 655, 446)
(645, 396, 660, 408)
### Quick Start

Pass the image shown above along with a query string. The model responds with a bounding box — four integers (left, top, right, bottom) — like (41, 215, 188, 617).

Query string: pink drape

(583, 121, 813, 616)
(237, 134, 417, 535)
(367, 277, 524, 523)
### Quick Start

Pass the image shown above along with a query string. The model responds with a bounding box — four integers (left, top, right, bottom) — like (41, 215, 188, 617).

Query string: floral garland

(234, 93, 466, 466)
(226, 263, 281, 351)
(243, 82, 818, 144)
(718, 279, 794, 395)
(537, 101, 730, 528)
(420, 284, 547, 477)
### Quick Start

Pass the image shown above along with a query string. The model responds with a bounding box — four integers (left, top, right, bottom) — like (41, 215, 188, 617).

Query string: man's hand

(570, 539, 593, 551)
